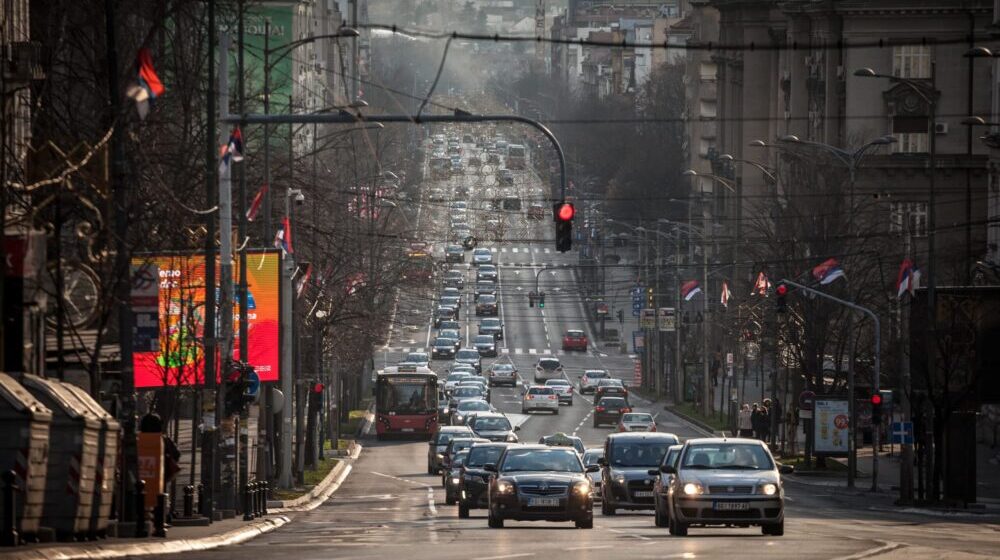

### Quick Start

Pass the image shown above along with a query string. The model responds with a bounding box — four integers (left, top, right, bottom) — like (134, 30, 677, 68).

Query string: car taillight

(596, 406, 605, 412)
(622, 407, 632, 413)
(650, 425, 656, 432)
(527, 395, 534, 400)
(549, 395, 556, 400)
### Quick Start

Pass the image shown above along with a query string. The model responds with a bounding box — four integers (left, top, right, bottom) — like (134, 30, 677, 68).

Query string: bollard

(153, 494, 168, 537)
(1, 471, 19, 547)
(196, 483, 206, 518)
(251, 481, 260, 517)
(183, 485, 194, 517)
(260, 481, 268, 516)
(242, 482, 254, 521)
(134, 480, 148, 538)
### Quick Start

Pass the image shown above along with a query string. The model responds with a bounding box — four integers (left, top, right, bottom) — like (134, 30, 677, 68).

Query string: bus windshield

(377, 375, 435, 414)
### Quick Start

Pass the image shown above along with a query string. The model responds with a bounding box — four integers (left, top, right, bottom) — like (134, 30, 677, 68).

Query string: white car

(521, 386, 559, 414)
(618, 412, 657, 432)
(472, 248, 494, 266)
(534, 356, 564, 383)
(544, 379, 574, 405)
(444, 372, 472, 393)
(578, 369, 611, 394)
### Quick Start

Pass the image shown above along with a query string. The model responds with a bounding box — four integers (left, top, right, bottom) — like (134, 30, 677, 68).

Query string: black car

(445, 449, 470, 505)
(476, 265, 498, 282)
(434, 305, 457, 327)
(445, 245, 465, 263)
(475, 280, 497, 298)
(428, 426, 475, 473)
(593, 396, 631, 427)
(437, 320, 461, 332)
(442, 270, 465, 289)
(443, 438, 489, 501)
(475, 294, 498, 316)
(599, 432, 680, 515)
(470, 412, 519, 443)
(479, 318, 504, 340)
(432, 337, 457, 359)
(485, 445, 597, 529)
(474, 334, 498, 357)
(652, 444, 683, 527)
(458, 442, 510, 518)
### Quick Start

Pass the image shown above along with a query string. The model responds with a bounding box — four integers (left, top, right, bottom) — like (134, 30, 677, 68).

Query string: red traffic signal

(554, 202, 575, 222)
(313, 382, 325, 394)
(776, 283, 788, 296)
(870, 393, 883, 406)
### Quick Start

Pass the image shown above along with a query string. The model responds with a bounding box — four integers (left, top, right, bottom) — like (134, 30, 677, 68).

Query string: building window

(892, 132, 928, 153)
(892, 45, 931, 79)
(890, 202, 928, 237)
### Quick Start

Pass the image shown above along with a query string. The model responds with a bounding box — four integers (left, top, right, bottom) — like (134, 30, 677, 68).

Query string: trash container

(61, 383, 119, 538)
(0, 373, 52, 540)
(20, 375, 100, 540)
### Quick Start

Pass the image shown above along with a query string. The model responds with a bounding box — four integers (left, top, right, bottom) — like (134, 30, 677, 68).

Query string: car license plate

(528, 497, 559, 507)
(633, 491, 654, 498)
(714, 501, 750, 511)
(608, 409, 620, 413)
(401, 428, 414, 432)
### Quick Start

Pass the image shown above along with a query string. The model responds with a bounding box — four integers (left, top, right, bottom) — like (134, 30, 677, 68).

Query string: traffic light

(538, 292, 546, 308)
(646, 287, 654, 307)
(224, 361, 257, 417)
(870, 393, 883, 424)
(775, 283, 788, 314)
(553, 201, 574, 252)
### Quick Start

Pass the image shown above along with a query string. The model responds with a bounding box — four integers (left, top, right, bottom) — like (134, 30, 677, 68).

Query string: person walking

(737, 403, 753, 437)
(759, 400, 772, 443)
(751, 403, 763, 439)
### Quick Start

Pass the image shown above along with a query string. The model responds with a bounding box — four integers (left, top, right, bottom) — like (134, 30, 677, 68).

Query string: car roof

(565, 329, 584, 335)
(439, 426, 474, 433)
(607, 432, 679, 442)
(598, 396, 626, 402)
(471, 412, 507, 420)
(683, 437, 766, 446)
(545, 378, 570, 384)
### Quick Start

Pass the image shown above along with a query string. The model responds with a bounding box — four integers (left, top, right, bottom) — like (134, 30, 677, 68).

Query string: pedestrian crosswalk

(378, 346, 577, 357)
(498, 247, 551, 254)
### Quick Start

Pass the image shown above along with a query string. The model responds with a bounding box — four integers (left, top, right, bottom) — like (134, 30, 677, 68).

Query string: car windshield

(453, 387, 482, 398)
(452, 450, 469, 467)
(585, 371, 609, 379)
(598, 397, 626, 408)
(447, 246, 462, 253)
(434, 338, 453, 347)
(475, 335, 494, 344)
(456, 350, 480, 360)
(538, 359, 560, 370)
(467, 446, 505, 467)
(446, 373, 470, 382)
(440, 330, 460, 339)
(582, 450, 604, 466)
(406, 353, 428, 362)
(479, 265, 496, 273)
(527, 387, 554, 395)
(682, 444, 775, 470)
(473, 417, 511, 431)
(435, 430, 470, 445)
(478, 295, 496, 304)
(609, 441, 675, 467)
(459, 400, 491, 412)
(546, 380, 570, 387)
(500, 448, 583, 473)
(474, 249, 491, 256)
(438, 321, 460, 330)
(622, 413, 653, 423)
(481, 318, 500, 327)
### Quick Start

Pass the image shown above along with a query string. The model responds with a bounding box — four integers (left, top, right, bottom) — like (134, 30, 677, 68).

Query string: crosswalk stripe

(514, 348, 524, 355)
(528, 348, 537, 355)
(544, 248, 551, 254)
(512, 247, 519, 253)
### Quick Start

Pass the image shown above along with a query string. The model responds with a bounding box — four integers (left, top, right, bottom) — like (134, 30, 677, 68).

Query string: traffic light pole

(780, 278, 881, 492)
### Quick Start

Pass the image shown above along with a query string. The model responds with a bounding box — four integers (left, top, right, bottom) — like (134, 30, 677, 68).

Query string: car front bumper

(606, 481, 658, 509)
(672, 496, 784, 525)
(491, 492, 592, 522)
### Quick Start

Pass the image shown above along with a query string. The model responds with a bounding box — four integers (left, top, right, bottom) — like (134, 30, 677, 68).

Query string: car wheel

(601, 497, 616, 516)
(553, 408, 559, 415)
(568, 399, 573, 406)
(458, 502, 470, 519)
(575, 517, 594, 529)
(654, 501, 669, 528)
(427, 464, 435, 475)
(446, 492, 456, 506)
(487, 507, 504, 528)
(593, 419, 599, 428)
(762, 521, 784, 536)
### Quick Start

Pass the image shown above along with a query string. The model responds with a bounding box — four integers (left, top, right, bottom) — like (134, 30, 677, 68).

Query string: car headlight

(506, 434, 518, 442)
(442, 408, 449, 414)
(451, 477, 461, 485)
(574, 481, 591, 495)
(455, 414, 464, 422)
(436, 453, 444, 460)
(614, 473, 626, 485)
(496, 481, 514, 494)
(760, 483, 778, 496)
(682, 483, 704, 496)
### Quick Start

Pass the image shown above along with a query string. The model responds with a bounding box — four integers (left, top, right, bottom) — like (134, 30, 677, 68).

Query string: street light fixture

(718, 153, 777, 184)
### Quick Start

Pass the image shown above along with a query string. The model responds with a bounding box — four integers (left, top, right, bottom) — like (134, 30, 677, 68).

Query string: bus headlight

(760, 483, 778, 496)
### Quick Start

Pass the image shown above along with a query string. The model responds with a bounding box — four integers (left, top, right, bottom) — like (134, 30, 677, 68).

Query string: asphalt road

(154, 142, 1000, 560)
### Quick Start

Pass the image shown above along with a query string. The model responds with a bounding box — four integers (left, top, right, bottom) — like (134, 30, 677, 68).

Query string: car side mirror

(597, 457, 608, 467)
(483, 463, 497, 473)
(647, 469, 660, 476)
(514, 425, 521, 432)
(585, 465, 600, 473)
(660, 465, 676, 474)
(778, 463, 795, 475)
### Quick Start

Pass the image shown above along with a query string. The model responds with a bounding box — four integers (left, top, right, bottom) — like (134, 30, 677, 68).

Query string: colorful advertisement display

(131, 251, 280, 388)
(814, 399, 850, 455)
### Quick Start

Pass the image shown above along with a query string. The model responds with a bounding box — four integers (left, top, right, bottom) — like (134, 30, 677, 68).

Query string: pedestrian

(751, 403, 763, 439)
(737, 403, 753, 437)
(759, 401, 771, 443)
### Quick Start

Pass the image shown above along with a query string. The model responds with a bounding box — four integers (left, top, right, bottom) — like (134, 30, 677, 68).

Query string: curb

(0, 517, 291, 560)
(268, 441, 361, 512)
(662, 405, 726, 437)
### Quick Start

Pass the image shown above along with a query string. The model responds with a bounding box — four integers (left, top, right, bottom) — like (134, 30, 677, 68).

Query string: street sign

(798, 390, 816, 411)
(632, 330, 645, 353)
(657, 307, 676, 332)
(245, 369, 261, 399)
(640, 308, 656, 329)
(890, 421, 914, 445)
(596, 302, 608, 316)
(633, 360, 642, 386)
(631, 286, 643, 317)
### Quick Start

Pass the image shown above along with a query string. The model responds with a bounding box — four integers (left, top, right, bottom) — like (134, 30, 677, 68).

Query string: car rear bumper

(594, 412, 623, 425)
(672, 497, 784, 525)
(490, 376, 516, 386)
(522, 401, 559, 412)
(555, 393, 573, 403)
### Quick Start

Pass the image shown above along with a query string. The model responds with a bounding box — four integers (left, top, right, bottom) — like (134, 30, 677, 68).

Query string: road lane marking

(472, 554, 534, 560)
(567, 546, 611, 551)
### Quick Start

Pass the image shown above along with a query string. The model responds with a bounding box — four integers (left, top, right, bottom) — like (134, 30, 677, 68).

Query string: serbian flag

(896, 259, 920, 298)
(720, 281, 731, 308)
(273, 217, 293, 255)
(346, 272, 367, 296)
(681, 280, 702, 301)
(812, 258, 846, 285)
(219, 127, 244, 172)
(296, 264, 313, 299)
(751, 271, 771, 296)
(126, 48, 165, 120)
(246, 184, 268, 222)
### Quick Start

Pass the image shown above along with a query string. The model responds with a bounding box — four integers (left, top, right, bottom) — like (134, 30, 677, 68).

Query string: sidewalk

(0, 443, 360, 560)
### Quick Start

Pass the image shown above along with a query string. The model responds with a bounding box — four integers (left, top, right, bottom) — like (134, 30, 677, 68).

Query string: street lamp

(718, 153, 777, 184)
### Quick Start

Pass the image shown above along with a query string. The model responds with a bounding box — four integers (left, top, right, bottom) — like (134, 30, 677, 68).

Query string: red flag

(296, 264, 313, 298)
(282, 216, 293, 254)
(247, 184, 268, 222)
(137, 48, 165, 98)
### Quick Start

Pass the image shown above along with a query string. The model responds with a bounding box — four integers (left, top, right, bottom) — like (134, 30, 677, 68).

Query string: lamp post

(855, 65, 937, 497)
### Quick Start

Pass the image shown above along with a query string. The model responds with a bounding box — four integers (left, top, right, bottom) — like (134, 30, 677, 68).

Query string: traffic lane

(491, 383, 593, 445)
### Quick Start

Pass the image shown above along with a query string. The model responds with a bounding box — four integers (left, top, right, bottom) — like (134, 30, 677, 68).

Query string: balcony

(3, 41, 48, 84)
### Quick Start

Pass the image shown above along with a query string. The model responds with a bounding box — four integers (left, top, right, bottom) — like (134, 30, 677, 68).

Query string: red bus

(375, 366, 439, 440)
(402, 249, 434, 283)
